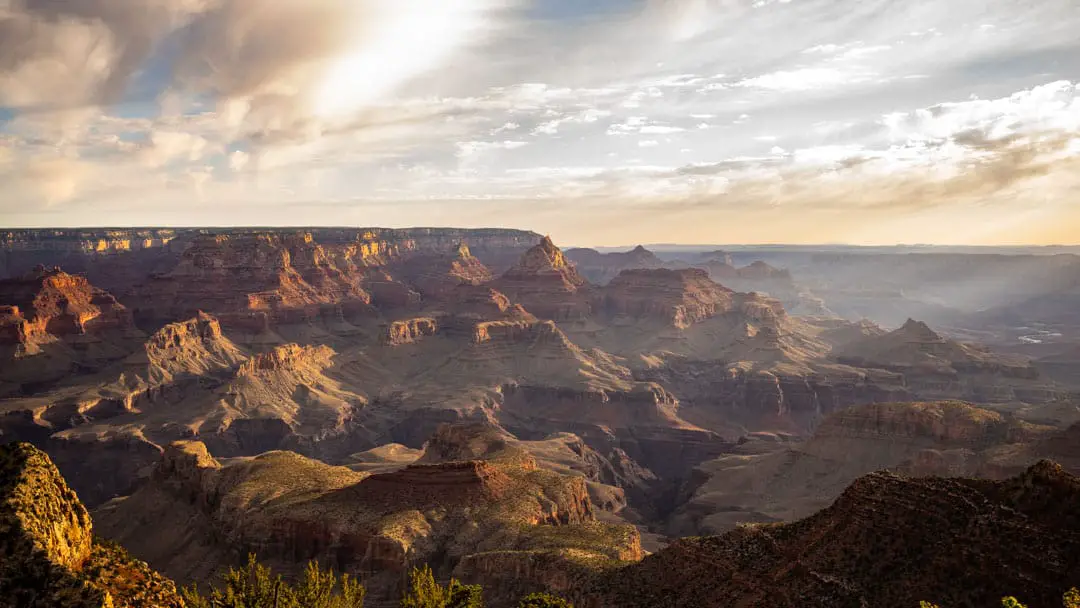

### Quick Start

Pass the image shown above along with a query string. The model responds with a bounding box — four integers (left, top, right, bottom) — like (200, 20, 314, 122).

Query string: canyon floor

(3, 228, 1080, 606)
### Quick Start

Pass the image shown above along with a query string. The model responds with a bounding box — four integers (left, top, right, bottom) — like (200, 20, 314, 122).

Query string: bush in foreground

(182, 554, 365, 608)
(517, 592, 574, 607)
(920, 589, 1080, 608)
(400, 565, 483, 608)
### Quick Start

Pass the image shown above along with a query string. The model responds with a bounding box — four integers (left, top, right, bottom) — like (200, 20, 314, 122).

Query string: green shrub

(919, 589, 1080, 608)
(182, 554, 364, 608)
(400, 565, 483, 608)
(517, 592, 574, 607)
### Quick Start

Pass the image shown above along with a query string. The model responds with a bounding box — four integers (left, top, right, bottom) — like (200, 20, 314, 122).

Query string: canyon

(2, 228, 1078, 606)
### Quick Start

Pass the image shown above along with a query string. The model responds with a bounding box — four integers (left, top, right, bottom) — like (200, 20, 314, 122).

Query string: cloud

(3, 0, 1080, 246)
(737, 68, 861, 91)
(0, 0, 205, 110)
(456, 140, 528, 157)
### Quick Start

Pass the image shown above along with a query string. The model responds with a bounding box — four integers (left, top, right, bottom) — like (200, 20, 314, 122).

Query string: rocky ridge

(94, 429, 643, 605)
(0, 268, 140, 395)
(592, 460, 1080, 608)
(496, 237, 591, 321)
(669, 400, 1063, 536)
(0, 442, 183, 607)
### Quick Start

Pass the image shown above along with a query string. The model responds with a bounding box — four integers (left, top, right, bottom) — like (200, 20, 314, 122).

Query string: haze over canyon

(2, 228, 1080, 606)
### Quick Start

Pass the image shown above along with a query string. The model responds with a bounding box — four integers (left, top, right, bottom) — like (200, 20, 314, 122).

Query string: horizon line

(1, 226, 1077, 249)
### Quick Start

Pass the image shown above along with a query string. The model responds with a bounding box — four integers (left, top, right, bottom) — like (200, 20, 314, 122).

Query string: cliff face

(565, 246, 666, 285)
(496, 237, 593, 322)
(385, 317, 439, 345)
(638, 358, 913, 436)
(0, 442, 183, 607)
(126, 232, 375, 330)
(0, 228, 535, 332)
(668, 400, 1062, 537)
(594, 461, 1080, 608)
(0, 268, 139, 394)
(393, 244, 495, 301)
(599, 268, 734, 329)
(0, 268, 134, 341)
(0, 228, 538, 279)
(835, 318, 1049, 402)
(94, 431, 640, 605)
(139, 313, 248, 382)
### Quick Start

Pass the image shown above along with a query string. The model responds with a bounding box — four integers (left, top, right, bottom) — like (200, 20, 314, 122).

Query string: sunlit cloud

(1, 0, 1079, 246)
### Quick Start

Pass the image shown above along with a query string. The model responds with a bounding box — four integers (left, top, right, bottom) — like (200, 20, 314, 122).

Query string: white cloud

(737, 68, 856, 91)
(531, 108, 610, 136)
(229, 150, 251, 172)
(455, 140, 528, 157)
(883, 80, 1080, 145)
(608, 117, 684, 136)
(491, 122, 521, 135)
(4, 0, 1080, 246)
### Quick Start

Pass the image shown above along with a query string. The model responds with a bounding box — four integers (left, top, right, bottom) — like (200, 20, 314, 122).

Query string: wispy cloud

(1, 0, 1079, 245)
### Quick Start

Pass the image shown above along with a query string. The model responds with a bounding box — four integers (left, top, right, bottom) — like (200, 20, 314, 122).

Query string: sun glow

(313, 0, 496, 119)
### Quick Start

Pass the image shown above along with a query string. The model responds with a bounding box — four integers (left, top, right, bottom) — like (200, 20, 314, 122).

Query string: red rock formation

(0, 268, 139, 392)
(385, 317, 439, 345)
(0, 267, 134, 343)
(393, 243, 494, 301)
(138, 313, 247, 382)
(599, 268, 734, 329)
(236, 344, 331, 375)
(496, 237, 592, 321)
(127, 232, 375, 330)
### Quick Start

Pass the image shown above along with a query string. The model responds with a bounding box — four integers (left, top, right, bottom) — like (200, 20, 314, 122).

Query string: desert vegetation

(920, 589, 1080, 608)
(182, 557, 577, 608)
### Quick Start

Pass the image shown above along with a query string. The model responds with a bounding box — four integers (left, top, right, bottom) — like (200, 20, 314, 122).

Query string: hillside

(592, 461, 1080, 608)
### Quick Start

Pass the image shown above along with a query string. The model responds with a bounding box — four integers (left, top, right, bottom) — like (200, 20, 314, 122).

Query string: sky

(1, 0, 1079, 246)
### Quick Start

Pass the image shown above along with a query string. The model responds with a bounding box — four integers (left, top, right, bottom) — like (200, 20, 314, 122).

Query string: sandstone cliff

(0, 227, 538, 282)
(668, 400, 1062, 536)
(495, 237, 592, 322)
(598, 269, 734, 329)
(393, 243, 495, 301)
(126, 232, 377, 332)
(0, 268, 139, 395)
(0, 442, 183, 607)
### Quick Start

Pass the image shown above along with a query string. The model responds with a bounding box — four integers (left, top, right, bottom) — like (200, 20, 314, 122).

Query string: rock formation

(565, 246, 666, 284)
(393, 243, 495, 301)
(496, 237, 592, 322)
(836, 318, 1048, 401)
(94, 432, 642, 604)
(0, 442, 183, 607)
(385, 317, 439, 345)
(598, 268, 734, 329)
(125, 232, 377, 331)
(592, 461, 1080, 608)
(668, 400, 1062, 536)
(2, 226, 1073, 591)
(0, 267, 139, 394)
